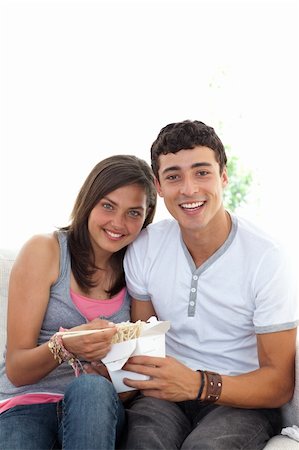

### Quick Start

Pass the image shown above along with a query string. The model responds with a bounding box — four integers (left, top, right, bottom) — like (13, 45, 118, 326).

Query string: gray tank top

(0, 231, 131, 402)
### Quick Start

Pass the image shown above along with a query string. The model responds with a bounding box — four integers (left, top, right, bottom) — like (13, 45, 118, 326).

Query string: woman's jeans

(0, 374, 125, 450)
(121, 395, 282, 450)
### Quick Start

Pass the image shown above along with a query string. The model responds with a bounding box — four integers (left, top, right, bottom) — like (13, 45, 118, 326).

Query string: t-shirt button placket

(188, 284, 197, 316)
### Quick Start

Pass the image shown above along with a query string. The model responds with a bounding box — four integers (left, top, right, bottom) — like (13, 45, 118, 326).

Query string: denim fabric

(121, 395, 282, 450)
(0, 375, 125, 450)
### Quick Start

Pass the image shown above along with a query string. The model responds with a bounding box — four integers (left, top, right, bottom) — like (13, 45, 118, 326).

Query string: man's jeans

(0, 374, 125, 450)
(122, 395, 282, 450)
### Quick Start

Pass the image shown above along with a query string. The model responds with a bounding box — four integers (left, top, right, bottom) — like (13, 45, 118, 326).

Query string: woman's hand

(62, 318, 117, 362)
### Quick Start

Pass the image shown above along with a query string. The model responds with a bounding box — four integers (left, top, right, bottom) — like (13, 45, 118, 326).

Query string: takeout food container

(101, 317, 171, 393)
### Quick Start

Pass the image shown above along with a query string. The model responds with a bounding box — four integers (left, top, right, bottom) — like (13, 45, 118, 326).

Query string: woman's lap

(0, 375, 125, 450)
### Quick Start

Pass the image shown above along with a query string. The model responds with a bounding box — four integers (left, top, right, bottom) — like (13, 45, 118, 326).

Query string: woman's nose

(110, 213, 125, 229)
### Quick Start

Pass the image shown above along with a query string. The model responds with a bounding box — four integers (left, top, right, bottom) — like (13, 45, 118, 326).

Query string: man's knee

(123, 396, 191, 450)
(181, 406, 280, 450)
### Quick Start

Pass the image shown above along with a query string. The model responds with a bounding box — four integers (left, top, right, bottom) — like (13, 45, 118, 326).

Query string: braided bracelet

(48, 332, 82, 377)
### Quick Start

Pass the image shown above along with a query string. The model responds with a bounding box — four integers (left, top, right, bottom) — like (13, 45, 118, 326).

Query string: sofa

(0, 249, 298, 449)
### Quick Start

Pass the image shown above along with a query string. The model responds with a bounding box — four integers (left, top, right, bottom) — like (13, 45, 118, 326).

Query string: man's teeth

(181, 201, 204, 209)
(106, 230, 123, 238)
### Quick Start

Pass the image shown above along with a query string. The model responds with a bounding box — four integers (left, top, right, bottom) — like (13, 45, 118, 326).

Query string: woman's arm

(6, 234, 62, 385)
(6, 234, 117, 386)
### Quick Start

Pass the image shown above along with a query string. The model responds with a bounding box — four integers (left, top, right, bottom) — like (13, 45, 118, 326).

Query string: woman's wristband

(48, 329, 83, 376)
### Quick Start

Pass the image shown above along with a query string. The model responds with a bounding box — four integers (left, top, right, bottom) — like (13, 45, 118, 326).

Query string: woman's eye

(103, 203, 113, 210)
(128, 210, 141, 218)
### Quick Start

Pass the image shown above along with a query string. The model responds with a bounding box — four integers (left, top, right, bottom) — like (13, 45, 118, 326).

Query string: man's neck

(181, 209, 232, 268)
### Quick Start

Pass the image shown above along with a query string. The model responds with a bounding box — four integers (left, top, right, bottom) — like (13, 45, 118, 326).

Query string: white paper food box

(102, 317, 170, 393)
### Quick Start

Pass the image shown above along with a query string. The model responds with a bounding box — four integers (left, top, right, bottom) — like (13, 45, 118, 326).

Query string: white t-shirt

(124, 215, 298, 375)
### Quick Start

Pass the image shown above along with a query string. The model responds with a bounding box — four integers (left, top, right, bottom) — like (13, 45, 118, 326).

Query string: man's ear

(221, 167, 229, 188)
(154, 176, 164, 197)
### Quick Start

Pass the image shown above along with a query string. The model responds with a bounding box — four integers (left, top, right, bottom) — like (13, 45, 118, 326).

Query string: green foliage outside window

(223, 146, 253, 212)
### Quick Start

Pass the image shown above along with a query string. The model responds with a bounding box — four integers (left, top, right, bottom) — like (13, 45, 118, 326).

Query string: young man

(122, 120, 298, 449)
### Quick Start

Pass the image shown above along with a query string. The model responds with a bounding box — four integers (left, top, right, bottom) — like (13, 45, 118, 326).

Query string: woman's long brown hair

(60, 155, 157, 296)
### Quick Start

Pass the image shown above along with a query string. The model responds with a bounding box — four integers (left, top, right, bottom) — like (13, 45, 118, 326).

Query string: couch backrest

(0, 250, 16, 357)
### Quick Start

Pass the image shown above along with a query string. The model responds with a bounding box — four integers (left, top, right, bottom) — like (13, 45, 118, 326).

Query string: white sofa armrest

(264, 435, 299, 449)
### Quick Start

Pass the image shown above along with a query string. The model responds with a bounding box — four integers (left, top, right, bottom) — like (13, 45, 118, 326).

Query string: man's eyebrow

(161, 162, 212, 175)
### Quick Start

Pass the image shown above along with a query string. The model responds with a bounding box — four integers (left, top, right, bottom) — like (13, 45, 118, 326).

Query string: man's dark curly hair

(151, 120, 227, 179)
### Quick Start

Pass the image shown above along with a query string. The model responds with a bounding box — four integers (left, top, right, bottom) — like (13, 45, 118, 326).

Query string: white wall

(0, 0, 298, 276)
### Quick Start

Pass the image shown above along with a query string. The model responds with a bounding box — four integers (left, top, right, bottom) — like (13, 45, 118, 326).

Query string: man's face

(155, 146, 228, 232)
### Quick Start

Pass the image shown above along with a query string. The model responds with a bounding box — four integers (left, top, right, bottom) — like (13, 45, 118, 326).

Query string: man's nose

(179, 176, 198, 196)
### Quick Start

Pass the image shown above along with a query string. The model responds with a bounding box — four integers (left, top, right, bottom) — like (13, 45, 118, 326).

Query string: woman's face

(88, 183, 148, 259)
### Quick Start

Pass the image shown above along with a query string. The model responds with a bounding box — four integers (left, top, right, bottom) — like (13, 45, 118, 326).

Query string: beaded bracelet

(48, 331, 83, 377)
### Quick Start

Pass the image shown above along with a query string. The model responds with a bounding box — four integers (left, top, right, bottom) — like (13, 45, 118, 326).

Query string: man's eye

(198, 171, 209, 176)
(166, 174, 179, 181)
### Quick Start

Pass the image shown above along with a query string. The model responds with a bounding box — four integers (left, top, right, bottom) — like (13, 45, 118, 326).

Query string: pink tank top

(70, 287, 126, 320)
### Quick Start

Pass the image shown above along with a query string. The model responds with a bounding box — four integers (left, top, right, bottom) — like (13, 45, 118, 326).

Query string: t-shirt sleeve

(124, 235, 151, 302)
(253, 244, 298, 333)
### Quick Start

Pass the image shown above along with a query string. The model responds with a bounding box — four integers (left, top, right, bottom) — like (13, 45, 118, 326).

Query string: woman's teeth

(106, 230, 123, 238)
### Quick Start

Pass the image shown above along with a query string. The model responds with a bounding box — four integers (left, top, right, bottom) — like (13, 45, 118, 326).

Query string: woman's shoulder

(13, 233, 60, 280)
(21, 232, 60, 255)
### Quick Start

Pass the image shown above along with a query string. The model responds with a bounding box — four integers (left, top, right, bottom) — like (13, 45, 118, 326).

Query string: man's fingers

(123, 377, 155, 390)
(124, 362, 158, 377)
(126, 355, 165, 367)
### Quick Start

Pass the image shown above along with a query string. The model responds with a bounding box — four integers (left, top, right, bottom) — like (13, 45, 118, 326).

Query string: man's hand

(123, 355, 201, 402)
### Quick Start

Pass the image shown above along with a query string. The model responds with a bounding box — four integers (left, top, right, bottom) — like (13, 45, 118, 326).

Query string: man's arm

(131, 298, 156, 322)
(123, 327, 297, 408)
(220, 328, 296, 407)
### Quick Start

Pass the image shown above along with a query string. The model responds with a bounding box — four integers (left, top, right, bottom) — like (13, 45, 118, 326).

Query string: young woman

(0, 155, 157, 450)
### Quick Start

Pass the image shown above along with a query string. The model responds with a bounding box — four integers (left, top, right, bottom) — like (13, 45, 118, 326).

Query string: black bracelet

(196, 370, 205, 400)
